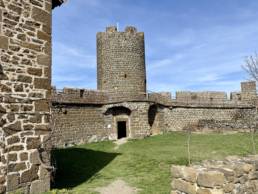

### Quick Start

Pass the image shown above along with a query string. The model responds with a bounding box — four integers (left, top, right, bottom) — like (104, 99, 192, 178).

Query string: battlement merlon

(97, 26, 144, 36)
(241, 81, 256, 93)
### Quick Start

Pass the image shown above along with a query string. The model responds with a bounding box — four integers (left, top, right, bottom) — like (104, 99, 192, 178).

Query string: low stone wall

(164, 107, 255, 132)
(171, 155, 258, 194)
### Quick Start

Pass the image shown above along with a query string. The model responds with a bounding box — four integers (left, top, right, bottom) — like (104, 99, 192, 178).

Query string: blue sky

(52, 0, 258, 95)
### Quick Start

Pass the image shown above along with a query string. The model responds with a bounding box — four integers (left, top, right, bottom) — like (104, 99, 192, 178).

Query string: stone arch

(104, 106, 132, 140)
(104, 106, 131, 116)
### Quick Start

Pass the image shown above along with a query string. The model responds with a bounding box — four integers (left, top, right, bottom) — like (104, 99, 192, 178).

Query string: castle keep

(51, 26, 257, 147)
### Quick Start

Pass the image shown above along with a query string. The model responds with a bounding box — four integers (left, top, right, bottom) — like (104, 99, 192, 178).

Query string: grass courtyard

(49, 132, 258, 194)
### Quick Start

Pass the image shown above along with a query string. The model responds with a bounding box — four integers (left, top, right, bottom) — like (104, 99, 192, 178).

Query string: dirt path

(114, 138, 128, 150)
(94, 179, 138, 194)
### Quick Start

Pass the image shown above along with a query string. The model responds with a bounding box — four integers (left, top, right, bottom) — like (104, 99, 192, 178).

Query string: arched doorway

(104, 106, 132, 139)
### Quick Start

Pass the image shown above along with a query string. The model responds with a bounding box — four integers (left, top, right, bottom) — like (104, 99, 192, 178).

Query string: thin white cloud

(53, 41, 96, 69)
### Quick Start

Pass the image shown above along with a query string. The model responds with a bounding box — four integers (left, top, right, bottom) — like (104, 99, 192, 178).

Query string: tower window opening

(80, 89, 84, 98)
(124, 74, 127, 78)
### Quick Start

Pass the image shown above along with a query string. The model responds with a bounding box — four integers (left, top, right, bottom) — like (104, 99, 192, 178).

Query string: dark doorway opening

(117, 121, 127, 139)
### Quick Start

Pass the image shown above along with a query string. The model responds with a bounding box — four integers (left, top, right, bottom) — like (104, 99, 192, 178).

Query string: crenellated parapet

(52, 88, 110, 105)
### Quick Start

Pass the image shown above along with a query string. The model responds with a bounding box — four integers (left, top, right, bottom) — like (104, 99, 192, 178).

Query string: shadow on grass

(51, 148, 120, 189)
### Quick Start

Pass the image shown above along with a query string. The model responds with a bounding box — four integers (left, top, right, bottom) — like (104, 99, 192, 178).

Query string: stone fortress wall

(171, 155, 258, 194)
(51, 80, 257, 147)
(0, 0, 53, 193)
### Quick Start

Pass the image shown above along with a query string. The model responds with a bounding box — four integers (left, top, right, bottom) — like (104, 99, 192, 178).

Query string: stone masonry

(171, 155, 258, 194)
(0, 0, 54, 193)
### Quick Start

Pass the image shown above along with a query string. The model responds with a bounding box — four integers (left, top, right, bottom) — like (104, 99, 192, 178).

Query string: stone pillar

(0, 0, 52, 193)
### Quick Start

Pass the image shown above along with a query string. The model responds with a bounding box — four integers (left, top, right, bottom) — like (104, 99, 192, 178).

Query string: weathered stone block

(26, 137, 41, 149)
(0, 83, 11, 92)
(7, 4, 22, 14)
(7, 136, 19, 145)
(6, 145, 23, 152)
(30, 151, 40, 165)
(8, 162, 26, 172)
(39, 166, 50, 179)
(3, 121, 22, 135)
(35, 124, 50, 131)
(30, 179, 50, 194)
(7, 173, 20, 192)
(32, 7, 50, 26)
(17, 75, 32, 83)
(223, 183, 234, 193)
(197, 171, 224, 188)
(21, 42, 41, 52)
(249, 171, 258, 180)
(20, 152, 28, 161)
(35, 100, 49, 112)
(37, 30, 51, 42)
(35, 78, 50, 89)
(242, 163, 253, 173)
(23, 124, 34, 130)
(37, 54, 51, 66)
(7, 113, 15, 123)
(21, 165, 39, 183)
(172, 165, 197, 183)
(0, 35, 8, 49)
(29, 114, 42, 123)
(8, 153, 17, 161)
(27, 67, 42, 76)
(172, 179, 196, 194)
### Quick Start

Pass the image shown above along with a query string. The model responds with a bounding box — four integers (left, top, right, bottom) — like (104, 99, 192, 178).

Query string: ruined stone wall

(171, 155, 258, 194)
(0, 0, 52, 193)
(163, 107, 255, 132)
(97, 26, 146, 101)
(51, 104, 108, 148)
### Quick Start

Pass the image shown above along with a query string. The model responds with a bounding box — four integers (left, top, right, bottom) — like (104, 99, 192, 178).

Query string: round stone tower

(97, 26, 147, 101)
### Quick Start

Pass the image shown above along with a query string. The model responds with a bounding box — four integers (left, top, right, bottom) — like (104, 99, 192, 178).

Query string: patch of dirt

(94, 179, 138, 194)
(114, 138, 128, 150)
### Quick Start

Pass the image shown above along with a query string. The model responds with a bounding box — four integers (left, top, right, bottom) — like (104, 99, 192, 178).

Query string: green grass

(49, 132, 258, 194)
